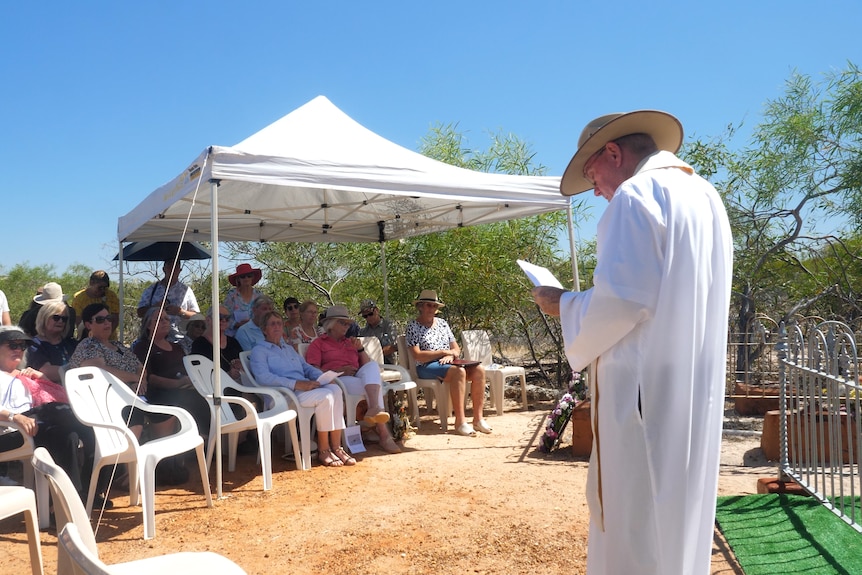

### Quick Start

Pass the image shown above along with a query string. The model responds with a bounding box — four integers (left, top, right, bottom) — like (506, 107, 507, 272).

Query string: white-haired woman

(26, 300, 78, 383)
(306, 306, 400, 454)
(250, 311, 355, 467)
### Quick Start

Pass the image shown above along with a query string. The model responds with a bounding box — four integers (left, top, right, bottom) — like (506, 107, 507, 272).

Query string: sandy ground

(2, 398, 771, 574)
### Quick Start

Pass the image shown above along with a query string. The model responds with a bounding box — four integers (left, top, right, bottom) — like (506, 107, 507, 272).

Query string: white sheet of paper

(317, 370, 343, 385)
(344, 425, 366, 453)
(517, 259, 564, 288)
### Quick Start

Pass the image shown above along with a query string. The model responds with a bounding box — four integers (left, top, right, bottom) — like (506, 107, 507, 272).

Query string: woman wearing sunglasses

(69, 304, 180, 485)
(282, 297, 302, 342)
(26, 300, 78, 383)
(223, 263, 263, 337)
(70, 303, 145, 389)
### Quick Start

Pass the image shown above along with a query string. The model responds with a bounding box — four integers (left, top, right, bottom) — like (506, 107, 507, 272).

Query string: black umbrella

(114, 241, 212, 262)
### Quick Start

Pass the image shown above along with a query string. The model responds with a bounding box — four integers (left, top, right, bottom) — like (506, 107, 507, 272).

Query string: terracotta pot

(761, 409, 859, 464)
(571, 400, 593, 457)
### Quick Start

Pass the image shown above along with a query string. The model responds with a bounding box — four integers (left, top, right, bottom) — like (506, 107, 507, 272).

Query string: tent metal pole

(210, 178, 223, 499)
(381, 243, 389, 318)
(567, 197, 580, 292)
(118, 240, 125, 340)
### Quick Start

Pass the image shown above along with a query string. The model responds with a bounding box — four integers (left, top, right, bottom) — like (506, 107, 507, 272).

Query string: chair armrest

(380, 363, 412, 382)
(222, 381, 290, 413)
(0, 420, 37, 447)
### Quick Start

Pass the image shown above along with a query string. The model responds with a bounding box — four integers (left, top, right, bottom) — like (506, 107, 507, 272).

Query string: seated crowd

(1, 262, 494, 502)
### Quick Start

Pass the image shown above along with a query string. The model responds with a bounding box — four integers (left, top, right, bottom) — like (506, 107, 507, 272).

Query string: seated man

(236, 296, 276, 351)
(358, 299, 396, 364)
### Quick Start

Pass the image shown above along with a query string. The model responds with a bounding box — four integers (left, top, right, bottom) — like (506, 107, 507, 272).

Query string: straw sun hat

(560, 110, 683, 196)
(412, 289, 445, 308)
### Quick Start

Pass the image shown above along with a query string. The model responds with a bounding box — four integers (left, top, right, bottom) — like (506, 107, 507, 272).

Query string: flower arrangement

(539, 370, 587, 453)
(389, 391, 415, 441)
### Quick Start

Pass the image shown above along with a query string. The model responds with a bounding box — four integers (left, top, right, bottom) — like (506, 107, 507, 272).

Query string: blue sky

(2, 1, 860, 274)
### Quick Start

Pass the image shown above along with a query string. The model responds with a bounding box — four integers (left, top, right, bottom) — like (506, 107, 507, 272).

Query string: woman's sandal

(333, 447, 357, 466)
(318, 449, 343, 467)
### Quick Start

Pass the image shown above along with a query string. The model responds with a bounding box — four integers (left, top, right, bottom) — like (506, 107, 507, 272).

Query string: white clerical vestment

(560, 151, 733, 575)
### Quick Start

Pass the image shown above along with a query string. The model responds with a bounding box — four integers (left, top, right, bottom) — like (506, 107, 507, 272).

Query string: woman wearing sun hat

(405, 290, 490, 437)
(223, 263, 263, 337)
(306, 305, 401, 454)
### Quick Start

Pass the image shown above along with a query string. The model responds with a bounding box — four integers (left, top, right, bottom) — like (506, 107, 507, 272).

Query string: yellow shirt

(71, 288, 121, 339)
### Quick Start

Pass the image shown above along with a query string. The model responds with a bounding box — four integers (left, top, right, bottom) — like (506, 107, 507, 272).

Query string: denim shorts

(416, 360, 453, 380)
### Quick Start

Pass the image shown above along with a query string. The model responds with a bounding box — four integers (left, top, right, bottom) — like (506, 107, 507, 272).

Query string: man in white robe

(533, 111, 733, 575)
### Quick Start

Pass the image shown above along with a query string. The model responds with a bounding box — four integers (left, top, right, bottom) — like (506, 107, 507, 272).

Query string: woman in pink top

(306, 305, 400, 454)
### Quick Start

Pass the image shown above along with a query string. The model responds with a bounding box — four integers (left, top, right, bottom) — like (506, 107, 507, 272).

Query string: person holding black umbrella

(137, 261, 200, 343)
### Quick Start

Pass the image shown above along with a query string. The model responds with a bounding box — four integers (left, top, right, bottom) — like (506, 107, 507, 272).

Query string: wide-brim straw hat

(560, 110, 683, 196)
(322, 305, 351, 321)
(228, 263, 263, 287)
(33, 282, 65, 305)
(412, 289, 445, 308)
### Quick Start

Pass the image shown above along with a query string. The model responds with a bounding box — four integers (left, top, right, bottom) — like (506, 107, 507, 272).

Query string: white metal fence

(778, 320, 862, 533)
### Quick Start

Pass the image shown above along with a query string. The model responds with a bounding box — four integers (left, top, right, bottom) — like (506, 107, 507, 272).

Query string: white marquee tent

(116, 95, 571, 493)
(118, 95, 568, 244)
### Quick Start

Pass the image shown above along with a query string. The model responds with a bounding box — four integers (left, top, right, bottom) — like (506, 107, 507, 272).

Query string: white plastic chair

(0, 420, 50, 529)
(297, 342, 364, 426)
(64, 366, 213, 540)
(461, 330, 528, 414)
(0, 485, 44, 575)
(32, 448, 246, 575)
(183, 355, 302, 489)
(396, 335, 453, 432)
(360, 337, 419, 426)
(239, 351, 316, 471)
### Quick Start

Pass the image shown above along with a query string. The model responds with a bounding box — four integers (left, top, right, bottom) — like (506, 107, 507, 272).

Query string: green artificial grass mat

(715, 494, 862, 574)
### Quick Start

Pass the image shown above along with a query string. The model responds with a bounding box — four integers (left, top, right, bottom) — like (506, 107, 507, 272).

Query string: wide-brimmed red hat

(228, 263, 262, 287)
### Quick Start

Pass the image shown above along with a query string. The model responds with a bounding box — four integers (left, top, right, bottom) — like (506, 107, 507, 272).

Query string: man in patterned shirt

(136, 261, 199, 343)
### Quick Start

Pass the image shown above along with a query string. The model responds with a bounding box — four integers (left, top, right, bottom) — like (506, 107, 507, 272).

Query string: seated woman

(192, 305, 262, 441)
(26, 300, 78, 383)
(0, 327, 98, 503)
(68, 303, 176, 445)
(405, 290, 490, 437)
(223, 263, 263, 337)
(179, 313, 206, 355)
(306, 306, 401, 454)
(250, 311, 356, 467)
(191, 305, 244, 382)
(290, 300, 322, 347)
(133, 308, 211, 441)
(282, 297, 301, 343)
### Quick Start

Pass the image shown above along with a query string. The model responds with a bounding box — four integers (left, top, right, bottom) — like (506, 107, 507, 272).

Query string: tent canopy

(118, 96, 567, 244)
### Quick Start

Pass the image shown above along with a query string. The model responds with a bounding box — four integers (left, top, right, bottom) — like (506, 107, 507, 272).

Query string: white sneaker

(455, 422, 477, 437)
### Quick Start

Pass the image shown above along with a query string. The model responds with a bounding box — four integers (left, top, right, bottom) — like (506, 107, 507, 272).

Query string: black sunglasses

(5, 341, 29, 351)
(91, 315, 113, 324)
(361, 311, 375, 318)
(285, 304, 299, 310)
(51, 314, 69, 323)
(219, 314, 230, 321)
(239, 273, 255, 279)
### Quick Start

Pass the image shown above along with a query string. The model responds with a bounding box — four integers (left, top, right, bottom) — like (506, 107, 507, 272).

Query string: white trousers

(294, 383, 345, 432)
(338, 361, 384, 405)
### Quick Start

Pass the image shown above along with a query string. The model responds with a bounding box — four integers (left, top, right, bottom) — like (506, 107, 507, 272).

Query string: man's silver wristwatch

(6, 412, 14, 422)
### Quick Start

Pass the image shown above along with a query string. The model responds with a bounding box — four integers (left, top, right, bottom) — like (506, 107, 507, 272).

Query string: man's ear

(605, 141, 624, 167)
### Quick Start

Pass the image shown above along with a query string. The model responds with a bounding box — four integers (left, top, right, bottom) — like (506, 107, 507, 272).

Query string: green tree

(684, 63, 862, 376)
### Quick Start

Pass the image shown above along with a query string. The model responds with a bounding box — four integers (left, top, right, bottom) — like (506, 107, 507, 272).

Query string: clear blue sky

(2, 1, 860, 273)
